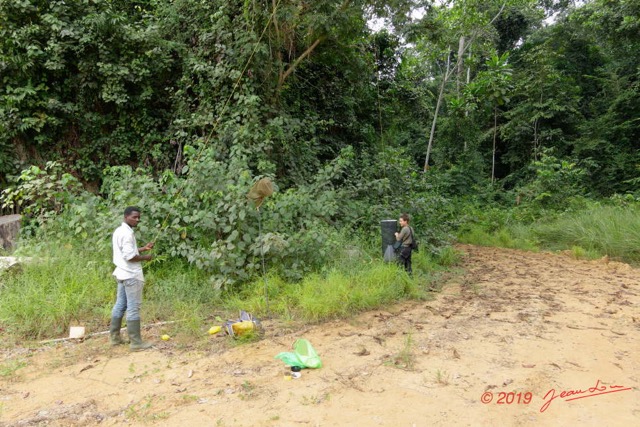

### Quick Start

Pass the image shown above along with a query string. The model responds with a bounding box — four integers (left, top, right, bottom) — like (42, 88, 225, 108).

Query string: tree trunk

(424, 52, 451, 172)
(533, 117, 539, 160)
(456, 36, 465, 94)
(272, 0, 284, 91)
(464, 47, 472, 151)
(533, 92, 543, 160)
(424, 3, 506, 171)
(277, 37, 324, 91)
(492, 106, 498, 183)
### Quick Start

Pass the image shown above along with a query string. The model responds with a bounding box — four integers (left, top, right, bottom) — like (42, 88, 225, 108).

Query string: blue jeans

(111, 278, 144, 321)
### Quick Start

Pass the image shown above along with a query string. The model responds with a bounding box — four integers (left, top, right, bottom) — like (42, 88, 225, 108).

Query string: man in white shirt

(109, 206, 155, 351)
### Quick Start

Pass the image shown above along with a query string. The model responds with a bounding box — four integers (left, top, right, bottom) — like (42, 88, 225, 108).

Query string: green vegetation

(434, 369, 450, 386)
(0, 247, 114, 339)
(0, 359, 27, 381)
(0, 233, 450, 342)
(225, 258, 427, 322)
(533, 204, 640, 260)
(387, 331, 416, 371)
(125, 395, 170, 423)
(459, 200, 640, 264)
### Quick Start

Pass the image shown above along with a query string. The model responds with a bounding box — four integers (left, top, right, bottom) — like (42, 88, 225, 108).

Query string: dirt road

(1, 245, 638, 426)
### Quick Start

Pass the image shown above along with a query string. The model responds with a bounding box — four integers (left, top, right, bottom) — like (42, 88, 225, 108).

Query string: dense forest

(1, 0, 637, 187)
(0, 0, 638, 291)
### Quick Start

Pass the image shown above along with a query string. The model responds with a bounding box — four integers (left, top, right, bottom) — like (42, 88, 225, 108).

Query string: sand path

(1, 244, 638, 426)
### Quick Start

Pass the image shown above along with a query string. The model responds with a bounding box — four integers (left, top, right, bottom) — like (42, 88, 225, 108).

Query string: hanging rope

(247, 177, 275, 314)
(257, 206, 269, 314)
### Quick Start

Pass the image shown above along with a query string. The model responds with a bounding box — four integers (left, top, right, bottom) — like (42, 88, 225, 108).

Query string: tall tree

(466, 52, 512, 182)
(500, 40, 582, 172)
(412, 0, 514, 171)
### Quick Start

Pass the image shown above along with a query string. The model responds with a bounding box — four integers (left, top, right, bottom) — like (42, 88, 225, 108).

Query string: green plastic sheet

(275, 338, 322, 369)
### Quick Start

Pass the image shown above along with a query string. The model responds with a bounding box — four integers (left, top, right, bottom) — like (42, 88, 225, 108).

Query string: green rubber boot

(109, 317, 125, 346)
(127, 320, 153, 351)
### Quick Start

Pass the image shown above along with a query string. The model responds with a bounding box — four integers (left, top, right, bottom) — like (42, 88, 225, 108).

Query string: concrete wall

(0, 214, 21, 251)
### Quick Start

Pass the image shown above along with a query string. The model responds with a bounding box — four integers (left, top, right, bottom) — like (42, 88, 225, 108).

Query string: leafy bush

(0, 162, 84, 231)
(1, 161, 120, 252)
(3, 143, 365, 290)
(344, 147, 461, 254)
(514, 149, 587, 211)
(0, 0, 180, 181)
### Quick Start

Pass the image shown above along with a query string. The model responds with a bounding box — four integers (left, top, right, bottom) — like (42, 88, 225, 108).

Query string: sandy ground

(1, 244, 638, 427)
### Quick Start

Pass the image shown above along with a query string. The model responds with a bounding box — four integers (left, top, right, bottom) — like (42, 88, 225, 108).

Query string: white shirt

(112, 222, 144, 281)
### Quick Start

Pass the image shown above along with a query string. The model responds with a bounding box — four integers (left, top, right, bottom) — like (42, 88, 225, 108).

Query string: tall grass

(298, 264, 417, 321)
(0, 246, 223, 341)
(532, 205, 640, 261)
(458, 224, 539, 252)
(0, 238, 450, 343)
(143, 260, 224, 338)
(224, 253, 438, 322)
(0, 249, 114, 339)
(459, 203, 640, 263)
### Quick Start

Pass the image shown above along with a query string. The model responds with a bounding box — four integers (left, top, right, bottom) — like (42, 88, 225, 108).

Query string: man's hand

(140, 242, 155, 252)
(130, 252, 153, 262)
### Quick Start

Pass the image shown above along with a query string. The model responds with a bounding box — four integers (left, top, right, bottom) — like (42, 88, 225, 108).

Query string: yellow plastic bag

(224, 310, 260, 338)
(231, 321, 254, 336)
